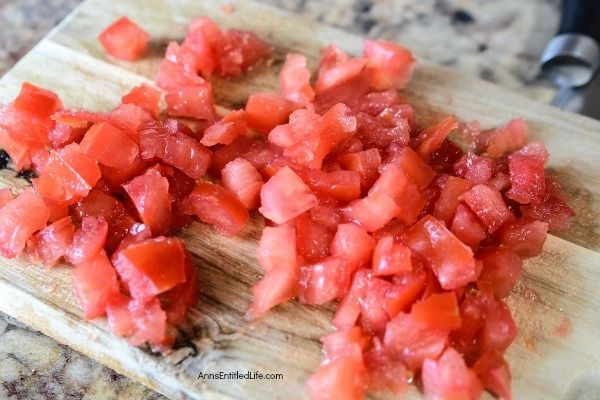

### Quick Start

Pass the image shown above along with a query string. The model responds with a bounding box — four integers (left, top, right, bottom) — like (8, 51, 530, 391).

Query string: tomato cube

(414, 116, 458, 162)
(67, 216, 108, 264)
(298, 256, 348, 305)
(363, 39, 415, 90)
(385, 267, 428, 317)
(98, 17, 150, 61)
(387, 146, 436, 189)
(450, 204, 487, 250)
(372, 236, 412, 276)
(506, 153, 546, 204)
(200, 110, 247, 146)
(165, 83, 217, 121)
(342, 191, 401, 232)
(499, 218, 548, 258)
(422, 348, 484, 400)
(245, 92, 298, 134)
(337, 148, 381, 191)
(221, 157, 263, 209)
(80, 122, 139, 169)
(411, 292, 461, 330)
(482, 118, 528, 158)
(461, 184, 513, 233)
(433, 176, 473, 224)
(214, 29, 272, 77)
(72, 250, 120, 319)
(26, 216, 74, 266)
(478, 247, 522, 298)
(123, 170, 172, 236)
(454, 152, 493, 185)
(296, 213, 333, 263)
(306, 346, 367, 400)
(330, 223, 375, 270)
(333, 269, 369, 330)
(121, 83, 161, 118)
(279, 53, 315, 106)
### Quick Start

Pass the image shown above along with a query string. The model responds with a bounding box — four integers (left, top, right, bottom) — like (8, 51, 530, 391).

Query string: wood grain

(0, 0, 599, 399)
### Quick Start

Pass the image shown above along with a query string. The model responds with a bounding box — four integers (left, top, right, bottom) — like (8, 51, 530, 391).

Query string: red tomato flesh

(99, 17, 150, 61)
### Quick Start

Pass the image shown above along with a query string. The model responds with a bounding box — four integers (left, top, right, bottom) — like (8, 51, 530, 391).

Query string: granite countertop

(0, 0, 560, 398)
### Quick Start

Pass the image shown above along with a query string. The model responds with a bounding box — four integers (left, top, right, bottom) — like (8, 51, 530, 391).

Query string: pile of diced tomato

(0, 15, 574, 399)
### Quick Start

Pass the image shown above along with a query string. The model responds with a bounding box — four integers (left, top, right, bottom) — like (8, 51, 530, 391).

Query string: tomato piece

(280, 53, 315, 106)
(259, 166, 317, 224)
(433, 175, 473, 224)
(72, 250, 120, 319)
(121, 83, 161, 118)
(26, 216, 74, 266)
(520, 194, 574, 232)
(413, 116, 458, 162)
(385, 267, 428, 317)
(461, 184, 513, 234)
(333, 269, 369, 330)
(480, 362, 512, 400)
(200, 110, 247, 146)
(67, 216, 108, 264)
(106, 294, 136, 337)
(80, 122, 139, 169)
(123, 169, 172, 236)
(183, 17, 220, 77)
(48, 122, 87, 149)
(506, 153, 546, 204)
(34, 143, 101, 205)
(165, 83, 217, 121)
(364, 339, 409, 395)
(404, 216, 477, 290)
(370, 163, 425, 224)
(342, 191, 401, 232)
(298, 256, 348, 305)
(422, 348, 484, 400)
(13, 82, 62, 119)
(0, 188, 49, 258)
(214, 29, 272, 77)
(360, 275, 392, 335)
(411, 292, 461, 330)
(482, 118, 528, 158)
(478, 292, 518, 353)
(450, 204, 487, 251)
(498, 218, 548, 258)
(221, 157, 263, 209)
(454, 152, 493, 185)
(383, 312, 449, 371)
(354, 89, 401, 116)
(330, 223, 375, 270)
(156, 59, 205, 92)
(478, 247, 522, 298)
(182, 181, 249, 236)
(0, 188, 14, 208)
(113, 236, 186, 299)
(337, 148, 381, 192)
(355, 111, 410, 149)
(98, 17, 150, 61)
(487, 171, 512, 192)
(128, 297, 168, 346)
(300, 169, 361, 203)
(387, 146, 436, 189)
(161, 250, 198, 324)
(245, 92, 298, 134)
(363, 39, 415, 90)
(315, 48, 367, 94)
(296, 213, 333, 263)
(372, 236, 412, 276)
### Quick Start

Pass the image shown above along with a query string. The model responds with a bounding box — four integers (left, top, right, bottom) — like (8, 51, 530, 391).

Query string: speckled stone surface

(0, 0, 561, 398)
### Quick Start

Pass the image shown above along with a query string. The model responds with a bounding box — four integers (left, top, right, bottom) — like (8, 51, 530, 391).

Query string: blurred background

(0, 0, 561, 398)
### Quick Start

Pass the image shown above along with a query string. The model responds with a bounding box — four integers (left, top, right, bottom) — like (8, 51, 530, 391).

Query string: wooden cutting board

(0, 0, 599, 399)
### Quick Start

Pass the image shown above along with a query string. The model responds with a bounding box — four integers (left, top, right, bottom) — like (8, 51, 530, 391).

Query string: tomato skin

(330, 223, 375, 271)
(182, 181, 249, 236)
(245, 92, 298, 134)
(363, 39, 415, 90)
(280, 53, 315, 107)
(113, 236, 186, 299)
(165, 83, 217, 121)
(422, 347, 484, 400)
(259, 166, 317, 224)
(99, 17, 150, 61)
(121, 83, 161, 118)
(404, 216, 477, 290)
(80, 122, 139, 169)
(461, 184, 514, 234)
(123, 169, 172, 236)
(372, 236, 412, 276)
(413, 116, 458, 163)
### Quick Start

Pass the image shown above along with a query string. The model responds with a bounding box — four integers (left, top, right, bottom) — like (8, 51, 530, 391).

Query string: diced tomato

(422, 348, 484, 400)
(454, 152, 493, 185)
(106, 294, 136, 337)
(0, 188, 49, 258)
(113, 236, 186, 299)
(363, 39, 415, 90)
(343, 191, 401, 232)
(128, 297, 168, 346)
(300, 169, 361, 203)
(411, 292, 461, 330)
(200, 110, 247, 146)
(413, 116, 458, 162)
(298, 256, 348, 305)
(360, 275, 393, 335)
(383, 312, 449, 371)
(333, 269, 369, 330)
(182, 181, 249, 236)
(364, 339, 409, 395)
(506, 153, 546, 204)
(123, 169, 172, 236)
(461, 184, 513, 234)
(165, 83, 217, 121)
(482, 118, 528, 158)
(387, 146, 436, 189)
(121, 83, 161, 117)
(315, 44, 367, 94)
(372, 236, 412, 276)
(280, 53, 315, 107)
(450, 204, 487, 250)
(330, 223, 375, 270)
(429, 139, 465, 173)
(355, 111, 410, 148)
(480, 362, 512, 400)
(369, 163, 425, 224)
(72, 250, 120, 319)
(259, 166, 317, 224)
(214, 29, 272, 77)
(487, 172, 511, 192)
(306, 344, 368, 400)
(49, 123, 87, 149)
(156, 59, 205, 92)
(296, 213, 333, 263)
(478, 291, 518, 353)
(248, 226, 298, 318)
(404, 216, 477, 290)
(309, 201, 342, 229)
(34, 143, 101, 205)
(80, 122, 139, 169)
(221, 157, 263, 209)
(0, 188, 14, 208)
(337, 148, 381, 192)
(161, 250, 198, 325)
(433, 176, 472, 224)
(26, 216, 74, 266)
(13, 82, 63, 119)
(385, 267, 428, 317)
(245, 92, 298, 134)
(520, 194, 574, 232)
(355, 89, 400, 115)
(67, 216, 108, 264)
(98, 17, 150, 61)
(478, 247, 522, 298)
(184, 17, 220, 77)
(499, 218, 548, 258)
